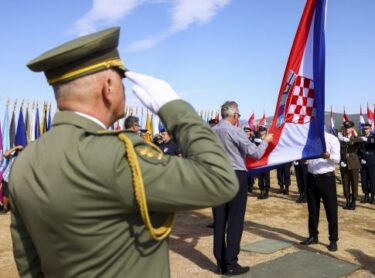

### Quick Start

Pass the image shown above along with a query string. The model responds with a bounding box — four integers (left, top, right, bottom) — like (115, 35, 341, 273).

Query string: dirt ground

(1, 171, 374, 277)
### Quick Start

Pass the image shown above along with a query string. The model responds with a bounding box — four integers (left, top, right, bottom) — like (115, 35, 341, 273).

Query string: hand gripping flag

(247, 0, 327, 171)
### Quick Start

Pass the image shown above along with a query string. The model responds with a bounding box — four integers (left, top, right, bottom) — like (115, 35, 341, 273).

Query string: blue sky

(0, 0, 374, 121)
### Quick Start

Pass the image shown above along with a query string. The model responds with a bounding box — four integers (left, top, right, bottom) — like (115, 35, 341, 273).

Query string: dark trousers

(360, 165, 375, 194)
(277, 163, 292, 187)
(213, 171, 248, 266)
(295, 164, 308, 195)
(258, 171, 270, 192)
(340, 168, 359, 199)
(306, 172, 338, 242)
(247, 176, 254, 192)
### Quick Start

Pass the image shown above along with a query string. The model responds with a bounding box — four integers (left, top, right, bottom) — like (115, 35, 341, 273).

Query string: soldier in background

(159, 128, 181, 156)
(255, 126, 271, 200)
(277, 162, 292, 195)
(338, 121, 362, 210)
(358, 123, 375, 204)
(294, 160, 308, 203)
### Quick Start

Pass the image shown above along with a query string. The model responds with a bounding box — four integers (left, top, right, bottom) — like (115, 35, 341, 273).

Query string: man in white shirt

(300, 132, 340, 252)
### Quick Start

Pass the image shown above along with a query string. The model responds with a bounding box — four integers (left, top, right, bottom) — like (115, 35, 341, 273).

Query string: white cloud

(169, 0, 231, 33)
(125, 33, 166, 52)
(126, 0, 232, 52)
(71, 0, 144, 35)
(70, 0, 231, 49)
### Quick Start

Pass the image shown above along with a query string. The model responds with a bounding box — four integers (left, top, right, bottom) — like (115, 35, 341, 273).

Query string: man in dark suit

(358, 123, 375, 204)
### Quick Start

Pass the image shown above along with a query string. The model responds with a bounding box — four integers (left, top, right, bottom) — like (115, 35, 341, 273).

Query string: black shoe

(343, 199, 351, 209)
(277, 187, 284, 194)
(257, 191, 265, 199)
(349, 199, 356, 210)
(263, 191, 269, 199)
(296, 194, 303, 203)
(301, 196, 307, 203)
(226, 264, 250, 276)
(328, 241, 338, 252)
(216, 264, 226, 274)
(361, 194, 369, 203)
(300, 236, 318, 245)
(370, 194, 375, 204)
(283, 188, 289, 195)
(206, 222, 214, 228)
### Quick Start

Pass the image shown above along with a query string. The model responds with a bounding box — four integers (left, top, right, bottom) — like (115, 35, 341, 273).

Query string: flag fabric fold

(247, 0, 327, 171)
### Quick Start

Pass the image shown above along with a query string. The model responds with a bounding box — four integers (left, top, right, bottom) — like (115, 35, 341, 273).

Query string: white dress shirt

(75, 112, 107, 129)
(307, 132, 340, 174)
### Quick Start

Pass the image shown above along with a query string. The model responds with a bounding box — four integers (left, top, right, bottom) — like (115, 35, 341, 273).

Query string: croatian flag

(247, 0, 327, 171)
(359, 105, 365, 130)
(248, 113, 256, 130)
(367, 103, 375, 132)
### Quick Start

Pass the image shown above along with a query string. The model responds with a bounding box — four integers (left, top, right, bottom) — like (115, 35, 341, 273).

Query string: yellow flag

(145, 111, 152, 142)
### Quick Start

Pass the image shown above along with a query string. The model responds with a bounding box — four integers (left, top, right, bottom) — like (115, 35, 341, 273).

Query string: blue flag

(15, 107, 27, 147)
(35, 106, 41, 139)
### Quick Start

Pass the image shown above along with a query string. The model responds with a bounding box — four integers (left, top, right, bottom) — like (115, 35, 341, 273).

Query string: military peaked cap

(27, 27, 127, 85)
(343, 121, 354, 128)
(362, 122, 372, 128)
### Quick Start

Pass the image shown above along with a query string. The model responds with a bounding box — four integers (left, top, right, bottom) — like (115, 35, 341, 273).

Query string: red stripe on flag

(247, 0, 316, 169)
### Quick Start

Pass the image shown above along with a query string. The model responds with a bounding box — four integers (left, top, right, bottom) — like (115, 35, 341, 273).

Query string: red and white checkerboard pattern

(285, 75, 316, 124)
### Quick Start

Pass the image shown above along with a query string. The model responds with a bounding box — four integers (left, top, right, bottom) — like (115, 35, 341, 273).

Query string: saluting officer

(338, 121, 362, 210)
(358, 123, 375, 204)
(9, 27, 238, 278)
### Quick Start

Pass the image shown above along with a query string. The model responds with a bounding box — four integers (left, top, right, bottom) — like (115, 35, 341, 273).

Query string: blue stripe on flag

(302, 0, 327, 158)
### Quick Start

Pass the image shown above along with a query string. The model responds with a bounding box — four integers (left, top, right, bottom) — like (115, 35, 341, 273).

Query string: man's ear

(102, 74, 113, 106)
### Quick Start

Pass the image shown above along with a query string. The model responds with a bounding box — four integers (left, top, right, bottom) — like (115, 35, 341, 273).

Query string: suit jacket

(9, 100, 238, 278)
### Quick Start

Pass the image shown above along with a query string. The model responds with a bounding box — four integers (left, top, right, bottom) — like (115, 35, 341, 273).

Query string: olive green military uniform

(340, 137, 362, 200)
(10, 100, 238, 277)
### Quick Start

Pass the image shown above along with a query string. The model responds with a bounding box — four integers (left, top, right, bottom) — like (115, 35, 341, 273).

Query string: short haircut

(221, 101, 238, 118)
(124, 116, 139, 129)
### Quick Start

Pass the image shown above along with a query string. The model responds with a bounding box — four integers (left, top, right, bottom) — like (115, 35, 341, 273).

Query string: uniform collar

(52, 111, 106, 132)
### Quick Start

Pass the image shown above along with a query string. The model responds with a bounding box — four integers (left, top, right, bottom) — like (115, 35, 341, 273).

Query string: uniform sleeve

(235, 130, 268, 159)
(10, 204, 43, 278)
(116, 100, 239, 212)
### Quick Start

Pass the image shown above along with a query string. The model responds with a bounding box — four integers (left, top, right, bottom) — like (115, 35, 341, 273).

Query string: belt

(308, 171, 335, 178)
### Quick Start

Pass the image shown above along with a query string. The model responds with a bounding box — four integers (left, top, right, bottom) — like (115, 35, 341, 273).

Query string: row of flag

(1, 100, 52, 154)
(329, 103, 375, 136)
